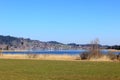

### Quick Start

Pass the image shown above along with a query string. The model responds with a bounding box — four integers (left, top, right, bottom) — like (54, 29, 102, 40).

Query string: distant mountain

(67, 43, 80, 46)
(0, 35, 80, 50)
(0, 35, 108, 50)
(47, 41, 63, 45)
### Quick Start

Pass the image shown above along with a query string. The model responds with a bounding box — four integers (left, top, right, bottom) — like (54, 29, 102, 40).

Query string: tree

(80, 38, 102, 60)
(89, 38, 102, 59)
(6, 45, 9, 50)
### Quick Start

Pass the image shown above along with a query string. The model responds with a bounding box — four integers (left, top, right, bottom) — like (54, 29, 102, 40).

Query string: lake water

(2, 50, 120, 55)
(3, 50, 85, 55)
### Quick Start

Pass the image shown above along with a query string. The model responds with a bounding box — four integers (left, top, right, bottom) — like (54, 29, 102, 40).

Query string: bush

(107, 52, 117, 60)
(89, 50, 103, 59)
(0, 50, 2, 56)
(80, 52, 90, 60)
(80, 39, 102, 60)
(117, 53, 120, 61)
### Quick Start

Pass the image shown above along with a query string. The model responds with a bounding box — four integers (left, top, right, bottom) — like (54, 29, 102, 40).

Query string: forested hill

(0, 35, 81, 50)
(0, 35, 115, 50)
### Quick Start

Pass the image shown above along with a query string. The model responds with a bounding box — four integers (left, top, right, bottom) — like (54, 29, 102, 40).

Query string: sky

(0, 0, 120, 45)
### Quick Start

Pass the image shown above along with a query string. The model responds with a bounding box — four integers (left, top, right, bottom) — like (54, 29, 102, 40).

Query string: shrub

(89, 50, 103, 59)
(117, 53, 120, 61)
(80, 52, 90, 60)
(89, 39, 102, 59)
(80, 39, 102, 60)
(0, 50, 3, 56)
(107, 52, 117, 60)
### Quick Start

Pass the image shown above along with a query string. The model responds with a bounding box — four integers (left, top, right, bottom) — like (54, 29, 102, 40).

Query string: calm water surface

(2, 50, 120, 55)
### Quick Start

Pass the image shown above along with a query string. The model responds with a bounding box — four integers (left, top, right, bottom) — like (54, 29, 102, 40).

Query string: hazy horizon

(0, 0, 120, 45)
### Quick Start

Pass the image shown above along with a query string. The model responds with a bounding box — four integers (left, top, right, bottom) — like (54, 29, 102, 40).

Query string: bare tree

(80, 38, 102, 60)
(89, 38, 102, 59)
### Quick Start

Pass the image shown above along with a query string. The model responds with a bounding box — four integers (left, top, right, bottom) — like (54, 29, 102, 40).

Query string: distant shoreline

(107, 49, 120, 52)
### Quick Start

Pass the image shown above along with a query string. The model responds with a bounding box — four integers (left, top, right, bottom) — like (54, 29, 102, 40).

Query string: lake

(2, 50, 120, 55)
(2, 50, 85, 55)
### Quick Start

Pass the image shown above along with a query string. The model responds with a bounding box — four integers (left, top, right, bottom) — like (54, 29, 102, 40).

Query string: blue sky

(0, 0, 120, 45)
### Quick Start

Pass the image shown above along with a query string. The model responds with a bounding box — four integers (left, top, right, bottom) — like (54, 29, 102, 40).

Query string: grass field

(0, 59, 120, 80)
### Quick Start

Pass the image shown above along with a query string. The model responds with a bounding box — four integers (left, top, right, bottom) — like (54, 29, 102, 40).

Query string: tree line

(107, 45, 120, 50)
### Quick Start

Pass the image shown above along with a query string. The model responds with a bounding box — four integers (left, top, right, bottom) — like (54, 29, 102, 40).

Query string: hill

(0, 35, 109, 50)
(0, 35, 81, 50)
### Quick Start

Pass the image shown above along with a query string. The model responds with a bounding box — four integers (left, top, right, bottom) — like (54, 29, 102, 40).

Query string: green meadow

(0, 59, 120, 80)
